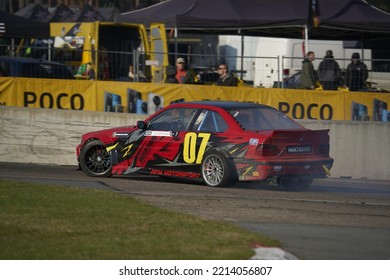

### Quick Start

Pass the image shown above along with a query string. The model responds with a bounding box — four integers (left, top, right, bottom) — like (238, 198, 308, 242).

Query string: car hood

(81, 125, 136, 141)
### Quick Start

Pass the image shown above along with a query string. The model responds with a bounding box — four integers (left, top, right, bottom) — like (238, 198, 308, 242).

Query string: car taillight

(256, 144, 279, 156)
(319, 144, 330, 155)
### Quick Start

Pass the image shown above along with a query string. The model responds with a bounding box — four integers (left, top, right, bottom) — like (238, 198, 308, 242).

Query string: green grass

(0, 180, 279, 260)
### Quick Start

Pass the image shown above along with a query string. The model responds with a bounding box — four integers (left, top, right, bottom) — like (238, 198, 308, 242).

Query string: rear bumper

(236, 158, 334, 181)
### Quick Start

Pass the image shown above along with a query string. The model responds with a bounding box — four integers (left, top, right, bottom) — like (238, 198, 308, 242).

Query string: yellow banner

(343, 91, 390, 121)
(1, 77, 390, 121)
(1, 77, 96, 110)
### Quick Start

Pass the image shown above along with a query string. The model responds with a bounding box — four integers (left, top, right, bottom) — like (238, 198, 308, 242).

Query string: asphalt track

(1, 162, 389, 260)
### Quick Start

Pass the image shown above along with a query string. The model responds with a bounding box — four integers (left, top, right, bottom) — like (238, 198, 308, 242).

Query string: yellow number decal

(196, 133, 210, 163)
(183, 132, 197, 163)
(183, 132, 211, 164)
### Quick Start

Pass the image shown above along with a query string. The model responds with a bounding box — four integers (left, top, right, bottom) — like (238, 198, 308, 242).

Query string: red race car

(76, 101, 333, 189)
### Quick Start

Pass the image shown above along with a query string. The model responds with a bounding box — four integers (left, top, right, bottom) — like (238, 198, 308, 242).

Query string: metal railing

(1, 43, 390, 91)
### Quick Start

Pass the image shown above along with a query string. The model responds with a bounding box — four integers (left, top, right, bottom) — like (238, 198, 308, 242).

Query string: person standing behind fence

(345, 53, 368, 91)
(85, 62, 95, 80)
(215, 64, 238, 86)
(128, 64, 147, 82)
(300, 51, 317, 90)
(175, 57, 196, 84)
(164, 65, 179, 83)
(317, 50, 341, 90)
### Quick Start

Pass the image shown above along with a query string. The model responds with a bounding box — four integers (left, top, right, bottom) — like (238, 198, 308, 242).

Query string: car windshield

(228, 107, 302, 131)
(147, 108, 198, 131)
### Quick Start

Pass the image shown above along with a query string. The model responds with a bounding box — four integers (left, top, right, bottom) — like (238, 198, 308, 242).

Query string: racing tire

(201, 150, 236, 188)
(79, 139, 112, 177)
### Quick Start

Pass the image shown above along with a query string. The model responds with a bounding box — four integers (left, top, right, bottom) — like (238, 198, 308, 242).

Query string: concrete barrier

(1, 106, 389, 180)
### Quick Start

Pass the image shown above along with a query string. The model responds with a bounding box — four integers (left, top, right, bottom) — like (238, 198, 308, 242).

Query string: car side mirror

(137, 120, 146, 130)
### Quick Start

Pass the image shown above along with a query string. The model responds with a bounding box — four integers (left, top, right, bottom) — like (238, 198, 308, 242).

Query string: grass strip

(0, 180, 279, 259)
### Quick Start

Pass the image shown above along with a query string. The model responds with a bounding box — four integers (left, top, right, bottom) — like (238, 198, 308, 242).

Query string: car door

(182, 109, 229, 170)
(128, 107, 199, 175)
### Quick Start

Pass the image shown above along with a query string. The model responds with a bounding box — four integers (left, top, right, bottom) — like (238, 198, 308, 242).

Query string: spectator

(128, 64, 147, 82)
(318, 50, 341, 90)
(85, 62, 95, 80)
(215, 64, 238, 86)
(345, 53, 368, 91)
(175, 57, 196, 84)
(164, 65, 179, 83)
(98, 46, 109, 80)
(300, 51, 317, 89)
(128, 64, 135, 81)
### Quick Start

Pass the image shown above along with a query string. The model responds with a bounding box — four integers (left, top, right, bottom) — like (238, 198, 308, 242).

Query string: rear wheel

(79, 140, 112, 177)
(201, 150, 236, 188)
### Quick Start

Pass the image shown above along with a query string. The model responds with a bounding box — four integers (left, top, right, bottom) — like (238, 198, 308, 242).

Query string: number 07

(183, 132, 211, 164)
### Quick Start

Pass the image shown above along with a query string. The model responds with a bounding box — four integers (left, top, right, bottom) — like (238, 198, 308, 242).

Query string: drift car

(76, 101, 333, 189)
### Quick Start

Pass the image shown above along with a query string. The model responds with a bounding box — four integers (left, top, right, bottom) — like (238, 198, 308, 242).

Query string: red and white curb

(251, 246, 298, 260)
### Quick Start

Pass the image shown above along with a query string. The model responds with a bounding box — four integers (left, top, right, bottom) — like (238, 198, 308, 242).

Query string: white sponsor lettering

(287, 146, 312, 153)
(249, 138, 259, 145)
(145, 130, 172, 137)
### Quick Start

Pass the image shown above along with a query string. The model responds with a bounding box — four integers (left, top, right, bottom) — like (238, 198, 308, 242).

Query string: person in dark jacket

(215, 64, 238, 86)
(317, 50, 341, 90)
(345, 52, 369, 91)
(300, 51, 317, 89)
(164, 65, 179, 83)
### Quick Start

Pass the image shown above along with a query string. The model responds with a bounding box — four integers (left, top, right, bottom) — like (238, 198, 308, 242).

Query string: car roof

(0, 56, 75, 79)
(173, 100, 272, 110)
(0, 56, 65, 66)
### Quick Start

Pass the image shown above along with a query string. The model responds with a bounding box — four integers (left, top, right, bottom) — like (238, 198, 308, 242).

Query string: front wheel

(79, 139, 112, 177)
(201, 150, 236, 188)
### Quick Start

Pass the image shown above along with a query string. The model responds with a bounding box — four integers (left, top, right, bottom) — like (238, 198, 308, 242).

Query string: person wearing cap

(345, 52, 368, 91)
(175, 57, 196, 84)
(317, 50, 342, 90)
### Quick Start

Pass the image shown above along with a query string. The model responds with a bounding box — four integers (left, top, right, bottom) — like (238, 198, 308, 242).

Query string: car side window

(193, 110, 228, 133)
(147, 108, 197, 131)
(230, 107, 302, 131)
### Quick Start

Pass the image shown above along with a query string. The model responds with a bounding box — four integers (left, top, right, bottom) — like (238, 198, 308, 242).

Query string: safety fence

(0, 40, 390, 92)
(1, 42, 390, 90)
